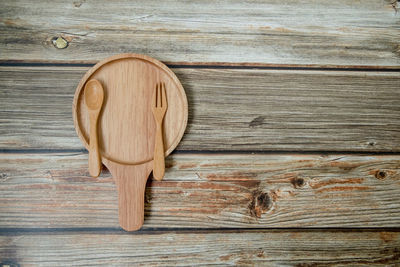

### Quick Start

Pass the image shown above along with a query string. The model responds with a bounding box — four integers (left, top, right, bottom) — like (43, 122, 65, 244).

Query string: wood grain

(1, 66, 399, 152)
(1, 230, 399, 266)
(1, 0, 399, 262)
(1, 152, 400, 229)
(0, 0, 399, 66)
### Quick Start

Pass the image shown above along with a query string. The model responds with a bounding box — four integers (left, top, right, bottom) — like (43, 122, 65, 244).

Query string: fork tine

(153, 83, 158, 107)
(157, 83, 162, 108)
(158, 82, 162, 107)
(162, 82, 167, 108)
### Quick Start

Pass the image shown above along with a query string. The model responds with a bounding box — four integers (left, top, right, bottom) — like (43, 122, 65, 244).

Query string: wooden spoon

(84, 79, 104, 177)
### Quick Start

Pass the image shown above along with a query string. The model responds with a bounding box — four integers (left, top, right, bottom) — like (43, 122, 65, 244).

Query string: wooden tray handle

(104, 159, 153, 231)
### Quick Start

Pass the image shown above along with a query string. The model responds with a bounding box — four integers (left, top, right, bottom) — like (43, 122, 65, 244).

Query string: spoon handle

(89, 112, 101, 177)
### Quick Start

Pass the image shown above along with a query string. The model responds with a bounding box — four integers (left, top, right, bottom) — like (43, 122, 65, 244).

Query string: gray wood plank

(1, 66, 399, 152)
(0, 0, 399, 66)
(1, 230, 399, 266)
(1, 152, 400, 228)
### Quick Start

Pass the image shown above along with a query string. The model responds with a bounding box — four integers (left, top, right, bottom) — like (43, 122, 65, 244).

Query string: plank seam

(1, 148, 400, 155)
(1, 227, 400, 235)
(0, 61, 399, 72)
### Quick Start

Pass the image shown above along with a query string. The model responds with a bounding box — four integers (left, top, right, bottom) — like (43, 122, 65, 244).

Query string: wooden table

(1, 1, 400, 265)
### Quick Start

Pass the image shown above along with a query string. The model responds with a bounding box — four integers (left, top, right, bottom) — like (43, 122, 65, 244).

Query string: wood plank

(1, 66, 400, 152)
(1, 152, 400, 228)
(1, 230, 399, 266)
(0, 0, 399, 66)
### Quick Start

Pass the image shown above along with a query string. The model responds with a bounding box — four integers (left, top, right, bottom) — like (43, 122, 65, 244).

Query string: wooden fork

(152, 82, 168, 181)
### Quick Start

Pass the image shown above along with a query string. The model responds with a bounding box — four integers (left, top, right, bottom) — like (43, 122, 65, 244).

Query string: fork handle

(153, 122, 165, 181)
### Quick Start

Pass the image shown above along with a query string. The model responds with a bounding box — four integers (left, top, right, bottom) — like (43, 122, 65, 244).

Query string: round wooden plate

(72, 53, 188, 231)
(73, 53, 188, 165)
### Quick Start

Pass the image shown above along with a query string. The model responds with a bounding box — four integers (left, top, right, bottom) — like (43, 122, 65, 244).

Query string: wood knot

(375, 170, 387, 180)
(144, 193, 151, 204)
(248, 190, 272, 218)
(390, 0, 399, 14)
(367, 141, 376, 147)
(52, 36, 68, 49)
(249, 116, 265, 128)
(0, 173, 8, 181)
(291, 177, 305, 188)
(395, 44, 400, 55)
(73, 0, 85, 7)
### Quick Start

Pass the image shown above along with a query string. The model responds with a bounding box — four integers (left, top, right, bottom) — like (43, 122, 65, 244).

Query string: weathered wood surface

(1, 0, 399, 66)
(1, 0, 400, 264)
(1, 230, 399, 266)
(1, 152, 399, 229)
(1, 66, 400, 152)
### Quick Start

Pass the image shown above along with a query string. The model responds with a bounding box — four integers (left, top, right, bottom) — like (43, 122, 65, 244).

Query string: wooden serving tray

(73, 53, 188, 231)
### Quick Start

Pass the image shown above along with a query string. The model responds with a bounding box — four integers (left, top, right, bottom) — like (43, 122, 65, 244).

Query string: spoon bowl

(85, 79, 104, 110)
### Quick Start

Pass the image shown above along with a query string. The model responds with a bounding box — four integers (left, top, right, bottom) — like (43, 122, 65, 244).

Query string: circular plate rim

(72, 53, 188, 166)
